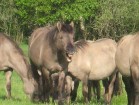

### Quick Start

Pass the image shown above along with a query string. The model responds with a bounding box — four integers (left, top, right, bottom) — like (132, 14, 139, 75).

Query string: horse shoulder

(131, 35, 139, 63)
(116, 35, 135, 76)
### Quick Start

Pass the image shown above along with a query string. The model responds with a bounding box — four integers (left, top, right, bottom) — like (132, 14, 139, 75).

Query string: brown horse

(115, 32, 139, 105)
(29, 21, 75, 103)
(0, 33, 37, 100)
(65, 38, 117, 104)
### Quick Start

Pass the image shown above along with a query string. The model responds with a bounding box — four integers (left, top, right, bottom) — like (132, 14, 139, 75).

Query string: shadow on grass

(0, 96, 22, 101)
(70, 97, 106, 105)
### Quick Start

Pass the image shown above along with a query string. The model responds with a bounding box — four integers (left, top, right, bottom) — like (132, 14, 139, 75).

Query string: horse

(51, 73, 101, 103)
(115, 32, 139, 105)
(0, 33, 38, 100)
(28, 21, 75, 103)
(65, 38, 118, 104)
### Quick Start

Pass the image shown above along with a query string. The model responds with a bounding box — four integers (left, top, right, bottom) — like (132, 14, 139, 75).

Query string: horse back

(29, 26, 51, 47)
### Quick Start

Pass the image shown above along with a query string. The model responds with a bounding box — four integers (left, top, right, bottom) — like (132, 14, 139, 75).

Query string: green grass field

(0, 43, 127, 105)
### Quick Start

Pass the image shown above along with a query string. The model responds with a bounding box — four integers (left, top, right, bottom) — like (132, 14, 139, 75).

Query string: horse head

(55, 21, 75, 62)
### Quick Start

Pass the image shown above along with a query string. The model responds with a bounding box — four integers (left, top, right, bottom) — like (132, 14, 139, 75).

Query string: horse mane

(0, 33, 32, 79)
(74, 39, 89, 51)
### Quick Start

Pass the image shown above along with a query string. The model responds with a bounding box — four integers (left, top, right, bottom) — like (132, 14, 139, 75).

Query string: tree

(93, 0, 139, 41)
(14, 0, 98, 39)
(0, 0, 23, 43)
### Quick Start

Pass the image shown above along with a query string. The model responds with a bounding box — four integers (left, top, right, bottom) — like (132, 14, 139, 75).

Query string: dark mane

(75, 39, 89, 51)
(0, 33, 32, 79)
(43, 26, 58, 45)
(61, 24, 74, 33)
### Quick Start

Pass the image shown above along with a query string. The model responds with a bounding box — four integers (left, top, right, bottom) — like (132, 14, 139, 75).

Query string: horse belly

(89, 67, 115, 80)
(88, 63, 115, 80)
(88, 52, 116, 80)
(68, 61, 90, 81)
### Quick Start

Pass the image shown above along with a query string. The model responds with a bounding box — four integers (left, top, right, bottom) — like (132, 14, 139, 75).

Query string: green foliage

(14, 0, 98, 36)
(0, 0, 23, 43)
(93, 0, 139, 40)
(15, 0, 98, 23)
(1, 0, 139, 41)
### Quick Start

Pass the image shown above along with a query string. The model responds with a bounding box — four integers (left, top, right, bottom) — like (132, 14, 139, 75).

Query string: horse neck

(46, 27, 59, 55)
(10, 54, 32, 82)
(57, 50, 68, 69)
(44, 27, 69, 68)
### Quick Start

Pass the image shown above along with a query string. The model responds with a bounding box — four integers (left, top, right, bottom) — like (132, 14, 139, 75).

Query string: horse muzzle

(66, 50, 75, 62)
(66, 44, 76, 62)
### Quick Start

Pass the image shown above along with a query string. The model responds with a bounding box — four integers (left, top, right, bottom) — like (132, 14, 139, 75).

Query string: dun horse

(116, 32, 139, 105)
(65, 39, 117, 104)
(0, 33, 37, 100)
(29, 22, 75, 103)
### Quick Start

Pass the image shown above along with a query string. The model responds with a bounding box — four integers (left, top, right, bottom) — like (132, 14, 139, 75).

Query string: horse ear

(57, 21, 62, 32)
(70, 21, 74, 28)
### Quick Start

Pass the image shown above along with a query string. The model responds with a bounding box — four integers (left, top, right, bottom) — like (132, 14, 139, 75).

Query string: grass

(0, 43, 127, 105)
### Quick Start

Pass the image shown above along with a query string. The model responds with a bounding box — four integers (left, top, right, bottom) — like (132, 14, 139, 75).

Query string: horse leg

(51, 73, 59, 102)
(113, 72, 123, 96)
(30, 60, 40, 101)
(82, 76, 88, 103)
(58, 71, 66, 105)
(106, 72, 117, 104)
(30, 60, 40, 82)
(5, 69, 13, 99)
(65, 75, 73, 104)
(93, 80, 101, 100)
(122, 76, 134, 105)
(41, 68, 51, 102)
(131, 63, 139, 105)
(88, 80, 92, 101)
(71, 79, 79, 102)
(102, 78, 109, 103)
